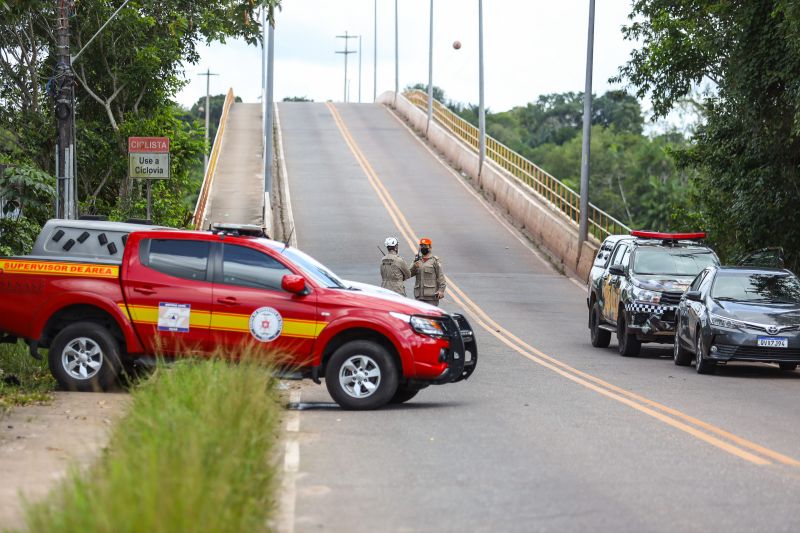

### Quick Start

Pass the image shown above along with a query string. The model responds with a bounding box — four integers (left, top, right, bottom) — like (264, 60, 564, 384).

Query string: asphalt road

(278, 101, 800, 533)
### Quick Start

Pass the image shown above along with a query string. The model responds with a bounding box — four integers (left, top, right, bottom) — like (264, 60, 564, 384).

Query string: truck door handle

(133, 286, 156, 295)
(216, 297, 239, 306)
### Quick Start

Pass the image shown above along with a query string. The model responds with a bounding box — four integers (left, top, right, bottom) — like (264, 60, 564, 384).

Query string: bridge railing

(193, 88, 235, 230)
(404, 89, 630, 240)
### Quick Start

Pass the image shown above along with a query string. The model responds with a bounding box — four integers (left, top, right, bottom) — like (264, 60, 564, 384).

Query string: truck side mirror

(608, 265, 625, 276)
(282, 274, 308, 295)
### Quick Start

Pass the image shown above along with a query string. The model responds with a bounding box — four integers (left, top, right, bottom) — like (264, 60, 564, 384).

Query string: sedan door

(210, 243, 320, 365)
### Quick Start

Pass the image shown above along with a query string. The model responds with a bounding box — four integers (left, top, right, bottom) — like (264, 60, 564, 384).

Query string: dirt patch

(0, 391, 129, 530)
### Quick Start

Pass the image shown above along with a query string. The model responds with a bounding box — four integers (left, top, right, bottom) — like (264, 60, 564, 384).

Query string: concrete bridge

(192, 93, 800, 533)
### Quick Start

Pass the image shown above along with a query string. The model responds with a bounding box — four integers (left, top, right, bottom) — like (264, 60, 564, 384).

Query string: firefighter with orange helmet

(410, 237, 446, 306)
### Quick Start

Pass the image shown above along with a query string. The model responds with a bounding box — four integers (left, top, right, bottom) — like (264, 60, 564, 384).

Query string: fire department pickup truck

(0, 220, 477, 410)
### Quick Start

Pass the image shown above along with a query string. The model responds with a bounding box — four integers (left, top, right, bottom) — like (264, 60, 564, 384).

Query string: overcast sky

(177, 0, 639, 113)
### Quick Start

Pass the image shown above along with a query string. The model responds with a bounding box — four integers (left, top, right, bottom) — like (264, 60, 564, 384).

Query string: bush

(23, 358, 282, 533)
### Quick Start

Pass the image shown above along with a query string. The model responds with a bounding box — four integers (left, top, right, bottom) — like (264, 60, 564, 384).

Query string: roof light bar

(630, 230, 706, 240)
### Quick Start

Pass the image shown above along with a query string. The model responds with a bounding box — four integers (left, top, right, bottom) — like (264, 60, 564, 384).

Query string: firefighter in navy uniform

(410, 237, 446, 306)
(380, 237, 411, 296)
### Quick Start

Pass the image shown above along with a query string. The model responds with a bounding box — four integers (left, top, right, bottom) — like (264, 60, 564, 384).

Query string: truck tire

(325, 340, 399, 410)
(590, 302, 611, 348)
(673, 329, 692, 366)
(48, 322, 123, 392)
(617, 312, 641, 357)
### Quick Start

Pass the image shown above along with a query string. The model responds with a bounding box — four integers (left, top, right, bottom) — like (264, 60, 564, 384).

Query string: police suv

(587, 231, 720, 356)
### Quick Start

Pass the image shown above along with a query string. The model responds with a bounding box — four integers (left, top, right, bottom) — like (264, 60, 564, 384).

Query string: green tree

(618, 0, 800, 268)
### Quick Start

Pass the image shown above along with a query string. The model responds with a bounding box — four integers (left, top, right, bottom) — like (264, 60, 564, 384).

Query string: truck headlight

(710, 314, 746, 330)
(409, 316, 446, 337)
(633, 286, 661, 304)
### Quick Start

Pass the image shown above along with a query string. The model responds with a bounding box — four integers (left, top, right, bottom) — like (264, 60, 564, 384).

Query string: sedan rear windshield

(712, 272, 800, 304)
(633, 248, 718, 276)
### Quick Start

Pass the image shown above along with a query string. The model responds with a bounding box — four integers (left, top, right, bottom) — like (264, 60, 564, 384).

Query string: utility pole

(578, 0, 596, 247)
(335, 31, 357, 102)
(198, 69, 219, 173)
(478, 0, 486, 176)
(373, 0, 377, 102)
(358, 35, 362, 103)
(55, 1, 75, 219)
(265, 16, 275, 198)
(426, 0, 434, 133)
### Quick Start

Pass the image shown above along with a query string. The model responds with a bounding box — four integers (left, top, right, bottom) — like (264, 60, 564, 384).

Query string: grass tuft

(0, 341, 55, 413)
(22, 356, 283, 533)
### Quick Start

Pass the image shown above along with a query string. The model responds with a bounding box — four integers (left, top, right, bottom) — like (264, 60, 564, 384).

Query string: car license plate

(757, 336, 788, 348)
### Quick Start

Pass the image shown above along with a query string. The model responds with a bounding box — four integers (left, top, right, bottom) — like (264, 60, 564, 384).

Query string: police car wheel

(325, 340, 399, 410)
(48, 322, 123, 392)
(617, 313, 641, 357)
(695, 334, 717, 375)
(590, 303, 611, 348)
(673, 329, 692, 366)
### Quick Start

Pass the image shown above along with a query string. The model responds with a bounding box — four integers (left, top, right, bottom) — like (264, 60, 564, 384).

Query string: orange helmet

(419, 237, 432, 246)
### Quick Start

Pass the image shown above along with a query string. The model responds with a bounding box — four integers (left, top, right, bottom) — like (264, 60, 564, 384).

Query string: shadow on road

(287, 401, 466, 411)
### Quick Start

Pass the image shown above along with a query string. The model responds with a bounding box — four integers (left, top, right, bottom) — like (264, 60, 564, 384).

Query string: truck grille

(660, 292, 683, 305)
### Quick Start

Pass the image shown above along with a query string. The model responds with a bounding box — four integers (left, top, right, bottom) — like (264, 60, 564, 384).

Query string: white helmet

(384, 237, 398, 248)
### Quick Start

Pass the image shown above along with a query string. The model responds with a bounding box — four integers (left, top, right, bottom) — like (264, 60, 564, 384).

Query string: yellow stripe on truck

(119, 304, 326, 339)
(0, 260, 118, 279)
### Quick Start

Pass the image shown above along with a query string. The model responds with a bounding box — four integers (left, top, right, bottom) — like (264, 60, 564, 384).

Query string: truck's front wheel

(325, 340, 399, 410)
(49, 322, 122, 392)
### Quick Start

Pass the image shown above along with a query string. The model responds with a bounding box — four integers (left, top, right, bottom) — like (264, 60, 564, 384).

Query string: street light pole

(394, 0, 399, 104)
(198, 69, 219, 173)
(373, 0, 377, 102)
(578, 0, 596, 246)
(265, 20, 275, 198)
(336, 31, 357, 103)
(358, 35, 362, 103)
(478, 0, 486, 176)
(426, 0, 434, 133)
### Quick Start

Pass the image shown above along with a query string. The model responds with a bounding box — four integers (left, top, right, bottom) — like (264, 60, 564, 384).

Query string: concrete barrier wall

(378, 91, 599, 281)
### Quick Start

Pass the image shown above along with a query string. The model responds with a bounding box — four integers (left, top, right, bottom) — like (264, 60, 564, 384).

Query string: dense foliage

(410, 84, 695, 232)
(618, 0, 800, 268)
(0, 0, 280, 254)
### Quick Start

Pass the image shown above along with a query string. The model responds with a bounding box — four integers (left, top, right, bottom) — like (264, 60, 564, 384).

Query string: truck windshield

(268, 244, 346, 289)
(633, 249, 718, 276)
(712, 272, 800, 304)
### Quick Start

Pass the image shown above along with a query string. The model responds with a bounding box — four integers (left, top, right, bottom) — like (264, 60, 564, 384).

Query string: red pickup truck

(0, 220, 477, 409)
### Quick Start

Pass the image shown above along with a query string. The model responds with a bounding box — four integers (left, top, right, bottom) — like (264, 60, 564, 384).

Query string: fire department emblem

(249, 307, 283, 342)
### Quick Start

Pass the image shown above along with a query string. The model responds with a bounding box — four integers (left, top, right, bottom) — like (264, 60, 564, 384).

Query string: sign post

(128, 137, 170, 221)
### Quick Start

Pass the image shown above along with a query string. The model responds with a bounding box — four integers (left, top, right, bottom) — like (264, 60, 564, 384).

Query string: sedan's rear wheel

(695, 334, 717, 375)
(673, 328, 692, 366)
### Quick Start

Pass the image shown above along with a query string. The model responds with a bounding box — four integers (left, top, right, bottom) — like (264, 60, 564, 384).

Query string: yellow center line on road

(325, 102, 796, 467)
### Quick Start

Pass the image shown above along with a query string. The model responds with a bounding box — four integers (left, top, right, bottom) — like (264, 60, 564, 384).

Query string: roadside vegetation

(0, 1, 282, 256)
(0, 341, 54, 412)
(22, 357, 282, 533)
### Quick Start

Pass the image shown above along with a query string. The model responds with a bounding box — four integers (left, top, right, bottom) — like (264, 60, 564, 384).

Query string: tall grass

(23, 357, 282, 533)
(0, 341, 54, 412)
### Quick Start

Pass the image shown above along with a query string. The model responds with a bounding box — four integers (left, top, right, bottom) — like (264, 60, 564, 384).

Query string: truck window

(144, 239, 210, 281)
(610, 244, 628, 266)
(222, 244, 292, 291)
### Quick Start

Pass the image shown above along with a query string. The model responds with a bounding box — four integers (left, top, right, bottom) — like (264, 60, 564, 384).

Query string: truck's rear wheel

(49, 322, 122, 392)
(325, 340, 399, 410)
(590, 302, 611, 348)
